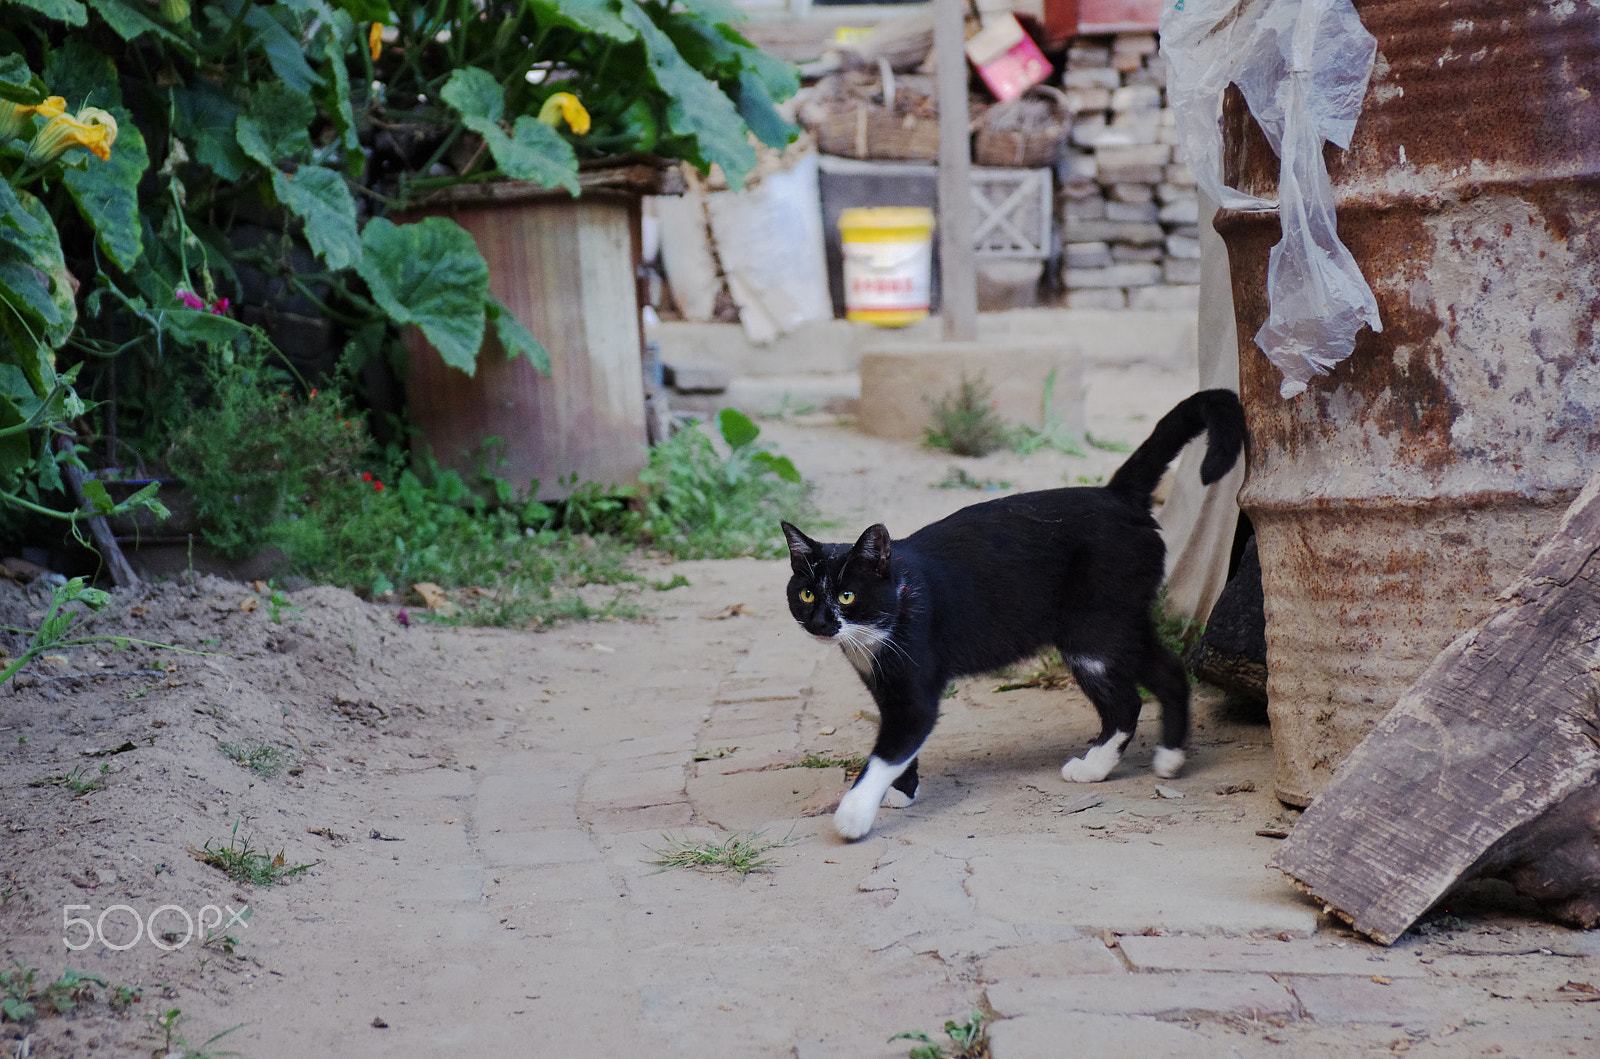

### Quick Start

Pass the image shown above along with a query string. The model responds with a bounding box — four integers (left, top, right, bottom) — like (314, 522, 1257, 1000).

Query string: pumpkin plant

(0, 0, 798, 525)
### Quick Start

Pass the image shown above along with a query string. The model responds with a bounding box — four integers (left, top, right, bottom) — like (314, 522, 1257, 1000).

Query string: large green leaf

(529, 0, 635, 42)
(83, 0, 188, 47)
(0, 255, 61, 338)
(42, 37, 121, 113)
(172, 82, 248, 181)
(734, 69, 797, 151)
(463, 115, 579, 194)
(236, 83, 315, 167)
(356, 217, 488, 375)
(328, 0, 390, 21)
(0, 192, 72, 377)
(441, 67, 503, 123)
(487, 297, 549, 373)
(736, 36, 800, 102)
(619, 2, 754, 189)
(0, 367, 37, 483)
(245, 5, 324, 94)
(271, 166, 359, 270)
(0, 55, 47, 106)
(62, 107, 147, 272)
(0, 182, 44, 238)
(675, 0, 745, 26)
(321, 38, 362, 166)
(5, 0, 87, 28)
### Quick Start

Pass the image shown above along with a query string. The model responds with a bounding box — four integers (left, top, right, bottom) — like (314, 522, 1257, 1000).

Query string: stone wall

(1053, 32, 1199, 311)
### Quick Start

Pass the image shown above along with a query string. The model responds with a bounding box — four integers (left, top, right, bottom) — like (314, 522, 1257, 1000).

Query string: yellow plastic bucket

(839, 207, 936, 326)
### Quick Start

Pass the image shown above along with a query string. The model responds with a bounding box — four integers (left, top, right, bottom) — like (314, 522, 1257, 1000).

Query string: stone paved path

(219, 549, 1597, 1057)
(207, 343, 1599, 1057)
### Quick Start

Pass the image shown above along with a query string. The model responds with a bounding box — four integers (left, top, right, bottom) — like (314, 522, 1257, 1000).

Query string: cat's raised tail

(1103, 388, 1246, 508)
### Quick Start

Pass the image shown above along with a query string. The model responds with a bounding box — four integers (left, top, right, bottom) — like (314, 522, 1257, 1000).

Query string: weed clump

(634, 409, 811, 560)
(924, 375, 1010, 458)
(647, 829, 793, 876)
(192, 820, 314, 886)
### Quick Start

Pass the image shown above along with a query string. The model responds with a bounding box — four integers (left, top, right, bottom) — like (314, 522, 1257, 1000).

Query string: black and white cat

(781, 389, 1246, 840)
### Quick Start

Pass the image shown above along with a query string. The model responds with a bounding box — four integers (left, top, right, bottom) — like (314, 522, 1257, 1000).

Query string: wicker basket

(815, 107, 939, 161)
(804, 68, 940, 162)
(972, 85, 1071, 168)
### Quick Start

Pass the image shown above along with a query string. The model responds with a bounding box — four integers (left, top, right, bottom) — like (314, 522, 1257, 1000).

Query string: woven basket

(972, 85, 1070, 168)
(806, 66, 940, 162)
(815, 106, 939, 161)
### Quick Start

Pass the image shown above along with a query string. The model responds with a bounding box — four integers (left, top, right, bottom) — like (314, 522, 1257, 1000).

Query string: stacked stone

(1054, 33, 1201, 310)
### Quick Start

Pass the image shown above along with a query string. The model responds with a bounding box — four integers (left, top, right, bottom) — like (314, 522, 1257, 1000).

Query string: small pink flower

(396, 610, 410, 628)
(373, 480, 385, 492)
(176, 289, 204, 310)
(361, 472, 373, 482)
(309, 388, 318, 398)
(208, 296, 229, 315)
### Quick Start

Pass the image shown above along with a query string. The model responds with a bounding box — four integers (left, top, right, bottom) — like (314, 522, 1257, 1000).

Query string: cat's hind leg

(1060, 656, 1139, 783)
(1141, 640, 1191, 779)
(884, 757, 918, 808)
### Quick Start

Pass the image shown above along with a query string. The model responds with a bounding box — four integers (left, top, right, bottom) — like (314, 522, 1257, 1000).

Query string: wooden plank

(1271, 468, 1600, 944)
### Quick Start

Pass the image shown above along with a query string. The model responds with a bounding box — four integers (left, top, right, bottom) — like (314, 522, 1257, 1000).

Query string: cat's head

(780, 521, 895, 644)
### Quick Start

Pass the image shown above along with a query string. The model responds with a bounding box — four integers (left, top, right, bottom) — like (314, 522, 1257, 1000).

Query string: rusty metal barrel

(1215, 0, 1600, 806)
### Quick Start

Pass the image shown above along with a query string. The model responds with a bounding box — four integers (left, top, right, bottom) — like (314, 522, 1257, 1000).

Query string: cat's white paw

(1152, 746, 1185, 779)
(882, 786, 916, 809)
(834, 786, 881, 840)
(1061, 738, 1125, 783)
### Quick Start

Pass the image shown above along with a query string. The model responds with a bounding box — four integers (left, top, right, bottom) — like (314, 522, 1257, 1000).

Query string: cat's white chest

(837, 621, 890, 677)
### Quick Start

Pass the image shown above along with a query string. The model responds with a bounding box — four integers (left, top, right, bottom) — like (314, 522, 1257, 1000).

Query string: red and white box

(965, 14, 1052, 103)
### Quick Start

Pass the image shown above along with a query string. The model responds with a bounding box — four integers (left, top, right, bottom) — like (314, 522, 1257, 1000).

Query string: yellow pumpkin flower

(25, 106, 119, 166)
(537, 92, 590, 135)
(369, 22, 383, 62)
(0, 95, 67, 143)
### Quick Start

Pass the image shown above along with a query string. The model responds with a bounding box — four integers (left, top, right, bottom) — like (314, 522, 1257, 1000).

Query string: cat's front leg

(1061, 730, 1133, 783)
(835, 755, 916, 839)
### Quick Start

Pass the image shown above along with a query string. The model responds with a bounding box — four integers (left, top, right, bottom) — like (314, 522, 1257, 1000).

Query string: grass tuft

(217, 741, 286, 777)
(792, 752, 867, 776)
(192, 820, 314, 886)
(647, 830, 793, 876)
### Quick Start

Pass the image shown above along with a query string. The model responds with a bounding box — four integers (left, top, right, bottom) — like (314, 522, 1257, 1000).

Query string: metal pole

(935, 0, 978, 341)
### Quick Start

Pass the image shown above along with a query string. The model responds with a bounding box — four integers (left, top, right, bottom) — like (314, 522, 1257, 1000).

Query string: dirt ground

(1, 360, 1597, 1057)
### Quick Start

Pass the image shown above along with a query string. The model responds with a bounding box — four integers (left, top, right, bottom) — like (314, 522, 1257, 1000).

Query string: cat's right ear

(781, 522, 817, 572)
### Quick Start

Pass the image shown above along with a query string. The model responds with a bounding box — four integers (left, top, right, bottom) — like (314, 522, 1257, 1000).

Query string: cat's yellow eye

(799, 589, 815, 604)
(838, 591, 855, 605)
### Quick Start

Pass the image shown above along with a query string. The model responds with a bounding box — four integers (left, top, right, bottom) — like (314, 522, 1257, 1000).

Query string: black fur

(782, 389, 1246, 833)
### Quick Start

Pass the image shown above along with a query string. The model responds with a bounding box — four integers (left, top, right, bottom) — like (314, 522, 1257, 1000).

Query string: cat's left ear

(853, 524, 893, 578)
(781, 521, 818, 572)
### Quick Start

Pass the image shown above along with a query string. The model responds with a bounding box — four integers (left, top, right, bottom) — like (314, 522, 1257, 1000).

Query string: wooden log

(56, 436, 138, 589)
(1270, 467, 1600, 944)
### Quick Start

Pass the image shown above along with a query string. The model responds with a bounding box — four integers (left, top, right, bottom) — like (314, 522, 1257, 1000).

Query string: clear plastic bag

(1162, 0, 1382, 398)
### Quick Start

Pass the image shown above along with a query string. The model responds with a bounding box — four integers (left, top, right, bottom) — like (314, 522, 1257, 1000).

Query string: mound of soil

(0, 574, 482, 1054)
